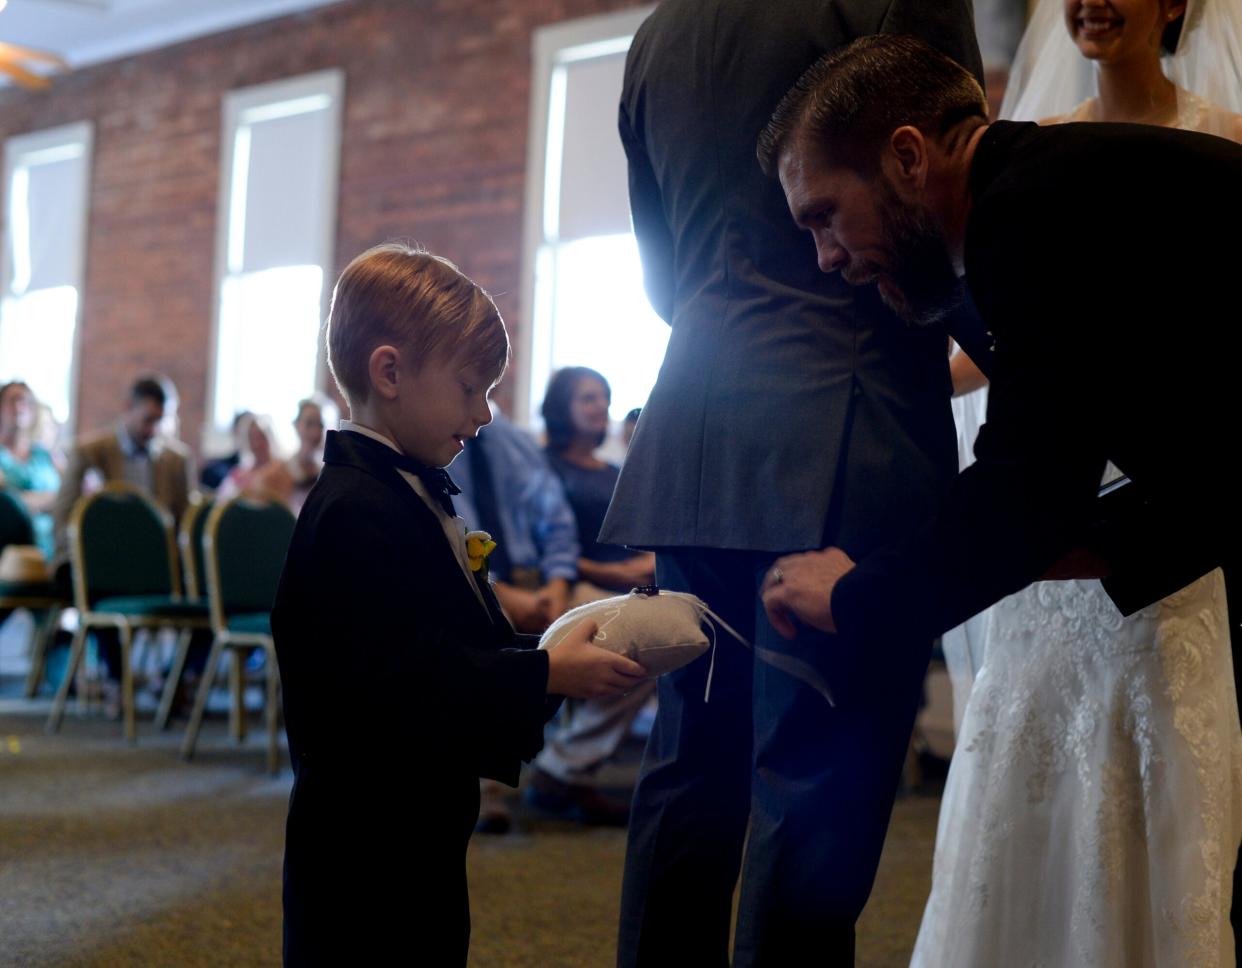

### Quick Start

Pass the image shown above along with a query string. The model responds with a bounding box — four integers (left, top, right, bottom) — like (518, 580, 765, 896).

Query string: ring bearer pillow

(539, 587, 737, 677)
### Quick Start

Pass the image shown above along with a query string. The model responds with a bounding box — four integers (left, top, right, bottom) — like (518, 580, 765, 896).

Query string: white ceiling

(0, 0, 349, 71)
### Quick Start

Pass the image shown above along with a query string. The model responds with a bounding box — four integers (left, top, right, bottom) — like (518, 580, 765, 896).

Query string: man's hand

(760, 547, 856, 639)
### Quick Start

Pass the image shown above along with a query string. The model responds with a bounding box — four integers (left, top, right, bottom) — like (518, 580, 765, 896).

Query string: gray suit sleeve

(879, 0, 985, 87)
(620, 100, 675, 325)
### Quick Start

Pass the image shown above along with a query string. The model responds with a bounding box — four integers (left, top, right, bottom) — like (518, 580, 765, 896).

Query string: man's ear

(887, 125, 928, 191)
(367, 345, 402, 401)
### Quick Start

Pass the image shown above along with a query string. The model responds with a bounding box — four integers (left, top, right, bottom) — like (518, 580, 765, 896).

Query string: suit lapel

(326, 431, 503, 629)
(474, 569, 514, 632)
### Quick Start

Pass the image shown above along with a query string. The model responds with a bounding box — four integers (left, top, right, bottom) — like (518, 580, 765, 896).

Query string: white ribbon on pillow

(539, 589, 835, 707)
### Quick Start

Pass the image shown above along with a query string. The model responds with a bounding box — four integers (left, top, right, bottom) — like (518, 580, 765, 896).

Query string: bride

(913, 0, 1242, 965)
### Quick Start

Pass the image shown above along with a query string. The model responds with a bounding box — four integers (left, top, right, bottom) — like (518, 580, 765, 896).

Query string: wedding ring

(770, 566, 784, 586)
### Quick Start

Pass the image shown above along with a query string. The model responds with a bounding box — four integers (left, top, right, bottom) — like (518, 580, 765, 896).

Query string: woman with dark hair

(529, 368, 656, 824)
(542, 367, 654, 597)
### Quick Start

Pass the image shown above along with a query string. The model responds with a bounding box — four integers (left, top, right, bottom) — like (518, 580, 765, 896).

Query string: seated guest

(51, 375, 194, 699)
(285, 395, 336, 514)
(453, 406, 581, 833)
(52, 375, 193, 565)
(526, 367, 656, 824)
(622, 406, 642, 451)
(0, 381, 61, 560)
(216, 414, 294, 506)
(200, 410, 251, 492)
(542, 367, 655, 599)
(454, 408, 579, 634)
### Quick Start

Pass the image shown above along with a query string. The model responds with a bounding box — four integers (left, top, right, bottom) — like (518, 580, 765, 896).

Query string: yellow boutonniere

(466, 530, 498, 576)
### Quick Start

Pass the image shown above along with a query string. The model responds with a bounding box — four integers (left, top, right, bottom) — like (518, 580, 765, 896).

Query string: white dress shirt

(340, 421, 489, 615)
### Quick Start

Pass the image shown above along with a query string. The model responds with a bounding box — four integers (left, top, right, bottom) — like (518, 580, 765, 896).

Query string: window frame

(206, 68, 344, 453)
(515, 6, 655, 427)
(1, 120, 94, 431)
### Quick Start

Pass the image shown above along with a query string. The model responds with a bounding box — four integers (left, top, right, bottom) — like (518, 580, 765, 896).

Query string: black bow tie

(386, 450, 461, 517)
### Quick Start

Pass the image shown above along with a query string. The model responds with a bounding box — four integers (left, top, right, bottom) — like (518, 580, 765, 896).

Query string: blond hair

(325, 243, 509, 405)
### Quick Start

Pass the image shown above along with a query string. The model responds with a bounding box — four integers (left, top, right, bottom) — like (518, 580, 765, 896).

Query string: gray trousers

(535, 680, 656, 784)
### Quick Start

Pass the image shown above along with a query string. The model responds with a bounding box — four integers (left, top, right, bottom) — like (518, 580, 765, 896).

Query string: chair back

(68, 484, 179, 609)
(0, 489, 35, 552)
(178, 495, 214, 600)
(204, 495, 296, 628)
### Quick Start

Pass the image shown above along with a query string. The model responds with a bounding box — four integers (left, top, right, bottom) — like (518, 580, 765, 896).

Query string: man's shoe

(525, 766, 630, 826)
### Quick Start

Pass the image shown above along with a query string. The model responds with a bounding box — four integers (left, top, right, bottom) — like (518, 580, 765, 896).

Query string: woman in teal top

(0, 381, 61, 559)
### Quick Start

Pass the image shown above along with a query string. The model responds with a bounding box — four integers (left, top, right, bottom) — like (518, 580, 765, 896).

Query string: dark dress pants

(618, 548, 930, 968)
(283, 764, 477, 967)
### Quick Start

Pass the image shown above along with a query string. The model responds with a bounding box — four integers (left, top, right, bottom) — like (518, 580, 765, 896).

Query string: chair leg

(119, 623, 136, 744)
(131, 628, 148, 685)
(265, 645, 280, 775)
(24, 605, 61, 699)
(230, 649, 246, 744)
(156, 629, 193, 731)
(47, 625, 87, 734)
(181, 636, 224, 761)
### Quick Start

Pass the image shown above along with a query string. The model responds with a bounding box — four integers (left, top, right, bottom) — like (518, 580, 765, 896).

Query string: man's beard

(865, 182, 962, 327)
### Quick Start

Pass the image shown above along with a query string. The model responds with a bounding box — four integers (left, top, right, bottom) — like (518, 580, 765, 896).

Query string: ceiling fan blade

(0, 57, 53, 90)
(0, 41, 68, 68)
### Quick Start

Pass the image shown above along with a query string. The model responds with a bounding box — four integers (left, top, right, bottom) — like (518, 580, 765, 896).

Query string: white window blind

(519, 8, 666, 428)
(1, 122, 93, 423)
(210, 70, 342, 452)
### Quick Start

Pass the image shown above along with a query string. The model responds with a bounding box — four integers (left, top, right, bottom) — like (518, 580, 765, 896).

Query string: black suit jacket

(835, 120, 1242, 643)
(600, 0, 982, 555)
(272, 430, 555, 964)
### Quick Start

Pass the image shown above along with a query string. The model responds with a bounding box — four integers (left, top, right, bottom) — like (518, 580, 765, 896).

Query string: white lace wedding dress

(913, 90, 1242, 968)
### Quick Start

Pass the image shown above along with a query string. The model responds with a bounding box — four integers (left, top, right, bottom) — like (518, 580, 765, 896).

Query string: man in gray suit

(600, 3, 982, 964)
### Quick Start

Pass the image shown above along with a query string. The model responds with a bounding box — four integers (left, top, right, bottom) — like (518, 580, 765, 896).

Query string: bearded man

(759, 35, 1241, 652)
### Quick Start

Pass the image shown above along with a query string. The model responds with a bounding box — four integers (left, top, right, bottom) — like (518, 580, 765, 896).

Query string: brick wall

(0, 0, 650, 457)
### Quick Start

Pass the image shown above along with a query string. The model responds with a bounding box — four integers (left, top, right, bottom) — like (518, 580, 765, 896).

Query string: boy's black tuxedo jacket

(836, 120, 1242, 645)
(272, 429, 555, 965)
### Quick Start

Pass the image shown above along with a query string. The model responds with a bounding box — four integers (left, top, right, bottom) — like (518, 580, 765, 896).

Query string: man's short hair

(757, 35, 988, 178)
(130, 376, 167, 408)
(325, 242, 509, 406)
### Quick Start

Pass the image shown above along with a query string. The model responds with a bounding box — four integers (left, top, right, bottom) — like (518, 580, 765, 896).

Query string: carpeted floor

(0, 688, 941, 967)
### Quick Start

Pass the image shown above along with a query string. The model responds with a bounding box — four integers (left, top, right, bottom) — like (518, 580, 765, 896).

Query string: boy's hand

(545, 619, 649, 700)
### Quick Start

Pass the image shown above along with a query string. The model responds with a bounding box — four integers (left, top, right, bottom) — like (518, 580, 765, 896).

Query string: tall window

(1, 122, 93, 424)
(210, 69, 343, 452)
(518, 7, 662, 425)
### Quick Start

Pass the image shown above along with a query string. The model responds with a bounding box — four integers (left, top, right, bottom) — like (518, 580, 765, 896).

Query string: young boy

(272, 243, 646, 967)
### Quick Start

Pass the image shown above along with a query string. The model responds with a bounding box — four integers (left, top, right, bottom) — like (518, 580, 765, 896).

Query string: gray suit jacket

(600, 0, 982, 556)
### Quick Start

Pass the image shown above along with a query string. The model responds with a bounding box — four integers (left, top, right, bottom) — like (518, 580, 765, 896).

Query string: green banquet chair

(47, 483, 210, 742)
(0, 489, 72, 697)
(181, 493, 295, 774)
